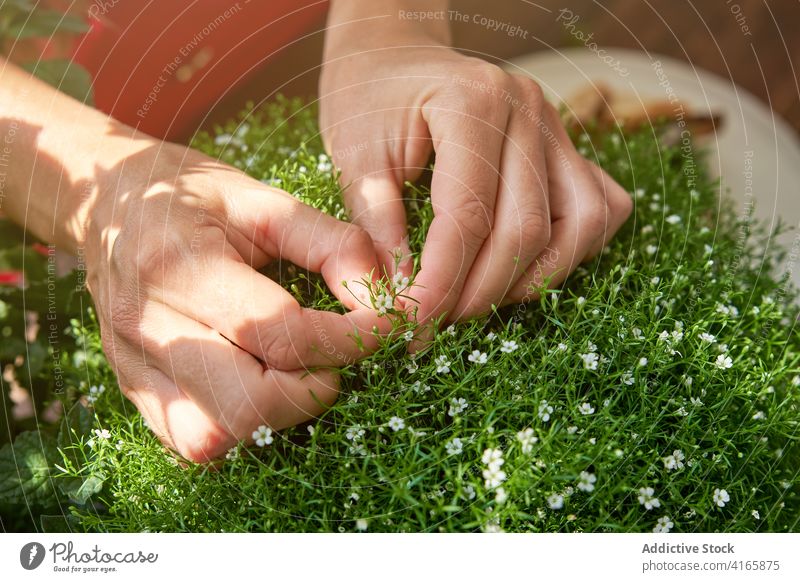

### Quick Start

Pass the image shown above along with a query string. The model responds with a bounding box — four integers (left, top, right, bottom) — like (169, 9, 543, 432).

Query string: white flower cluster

(87, 384, 106, 405)
(481, 448, 507, 504)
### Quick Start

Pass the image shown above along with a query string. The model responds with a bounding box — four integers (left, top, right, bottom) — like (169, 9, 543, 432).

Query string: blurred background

(216, 0, 799, 135)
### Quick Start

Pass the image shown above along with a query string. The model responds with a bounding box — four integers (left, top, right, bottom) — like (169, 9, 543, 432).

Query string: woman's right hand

(0, 58, 387, 462)
(84, 144, 388, 462)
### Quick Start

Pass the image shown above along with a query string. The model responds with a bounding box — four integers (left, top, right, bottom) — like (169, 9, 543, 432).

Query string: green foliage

(1, 97, 798, 532)
(0, 3, 93, 104)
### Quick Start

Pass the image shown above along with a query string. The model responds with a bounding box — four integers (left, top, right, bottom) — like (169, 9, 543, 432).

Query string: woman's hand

(84, 145, 388, 462)
(320, 1, 633, 325)
(0, 58, 387, 462)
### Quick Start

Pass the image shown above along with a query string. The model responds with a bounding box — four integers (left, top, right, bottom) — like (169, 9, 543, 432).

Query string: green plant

(1, 97, 797, 532)
(0, 1, 93, 104)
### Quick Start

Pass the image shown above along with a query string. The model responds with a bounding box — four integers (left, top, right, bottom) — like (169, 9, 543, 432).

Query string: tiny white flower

(388, 416, 406, 432)
(638, 487, 661, 510)
(538, 401, 554, 422)
(448, 397, 468, 417)
(639, 357, 649, 367)
(435, 355, 451, 374)
(632, 327, 643, 340)
(580, 352, 600, 370)
(621, 371, 634, 385)
(468, 350, 488, 365)
(392, 272, 410, 291)
(547, 493, 564, 510)
(577, 471, 597, 493)
(486, 332, 496, 342)
(482, 448, 504, 469)
(663, 449, 685, 471)
(445, 324, 457, 336)
(566, 426, 578, 435)
(578, 402, 595, 415)
(792, 375, 800, 387)
(494, 487, 508, 504)
(402, 330, 414, 342)
(715, 354, 733, 369)
(646, 245, 658, 256)
(355, 518, 369, 531)
(576, 296, 586, 306)
(346, 425, 365, 441)
(665, 214, 681, 225)
(751, 509, 760, 520)
(446, 438, 464, 455)
(252, 425, 273, 447)
(375, 292, 393, 315)
(93, 428, 111, 440)
(225, 447, 239, 461)
(406, 360, 419, 374)
(752, 410, 766, 421)
(675, 406, 689, 417)
(713, 488, 730, 507)
(516, 428, 538, 454)
(699, 332, 716, 343)
(463, 485, 476, 500)
(482, 465, 507, 489)
(653, 515, 674, 533)
(500, 340, 519, 353)
(556, 342, 568, 351)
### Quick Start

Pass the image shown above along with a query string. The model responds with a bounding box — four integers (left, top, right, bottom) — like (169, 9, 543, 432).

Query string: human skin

(321, 0, 633, 329)
(0, 58, 390, 462)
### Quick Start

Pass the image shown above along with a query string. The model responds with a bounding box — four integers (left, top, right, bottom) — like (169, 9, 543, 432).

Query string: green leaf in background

(22, 59, 94, 106)
(58, 473, 104, 505)
(40, 513, 79, 532)
(58, 401, 94, 455)
(7, 10, 87, 39)
(0, 430, 59, 505)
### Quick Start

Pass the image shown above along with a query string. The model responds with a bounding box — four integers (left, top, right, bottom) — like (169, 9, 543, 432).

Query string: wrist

(324, 0, 452, 59)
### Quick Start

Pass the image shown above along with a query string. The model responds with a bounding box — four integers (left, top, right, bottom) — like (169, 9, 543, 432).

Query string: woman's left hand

(320, 3, 632, 326)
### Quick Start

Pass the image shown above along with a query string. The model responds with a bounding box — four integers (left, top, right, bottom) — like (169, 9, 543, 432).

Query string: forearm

(325, 0, 452, 58)
(0, 58, 159, 253)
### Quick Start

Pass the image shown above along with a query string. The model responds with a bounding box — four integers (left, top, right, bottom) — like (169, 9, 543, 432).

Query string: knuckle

(518, 206, 551, 252)
(258, 315, 307, 370)
(579, 198, 610, 237)
(473, 62, 509, 89)
(453, 197, 493, 245)
(339, 223, 374, 254)
(514, 76, 545, 107)
(107, 289, 143, 345)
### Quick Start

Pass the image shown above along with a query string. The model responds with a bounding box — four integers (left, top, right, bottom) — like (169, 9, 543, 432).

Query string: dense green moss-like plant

(1, 97, 798, 532)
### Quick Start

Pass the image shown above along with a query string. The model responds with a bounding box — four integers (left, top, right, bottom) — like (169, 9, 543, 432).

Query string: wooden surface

(205, 1, 799, 137)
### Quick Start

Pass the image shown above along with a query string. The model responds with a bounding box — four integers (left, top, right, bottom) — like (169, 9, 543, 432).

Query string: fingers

(585, 163, 634, 258)
(151, 229, 389, 370)
(451, 78, 551, 321)
(507, 107, 632, 302)
(120, 366, 232, 463)
(120, 301, 341, 459)
(409, 92, 509, 323)
(333, 133, 417, 277)
(224, 185, 381, 310)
